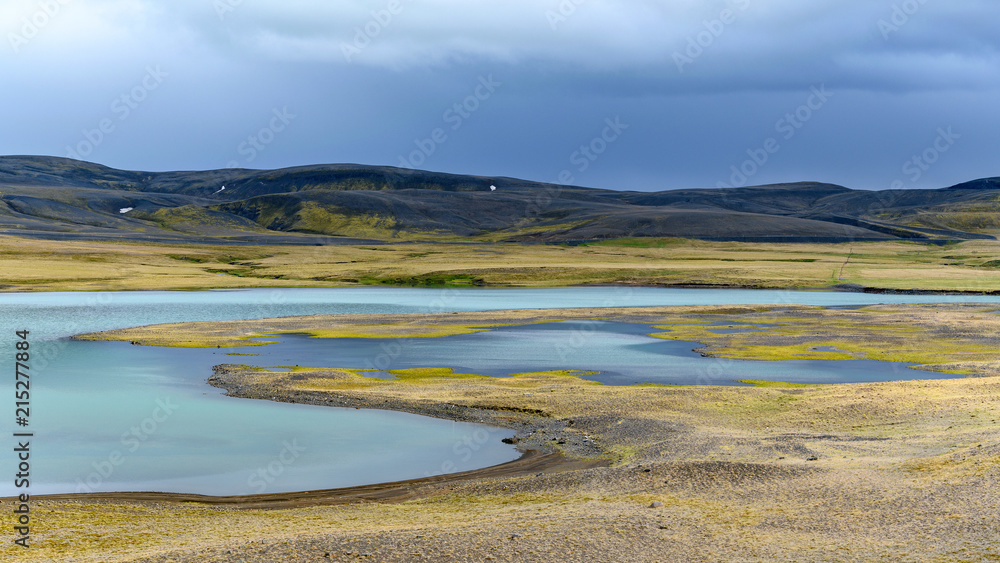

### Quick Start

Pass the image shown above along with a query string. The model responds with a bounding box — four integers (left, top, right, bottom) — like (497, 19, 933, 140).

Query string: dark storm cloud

(1, 0, 997, 190)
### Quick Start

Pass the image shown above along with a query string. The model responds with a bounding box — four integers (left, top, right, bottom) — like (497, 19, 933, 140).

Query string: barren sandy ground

(6, 305, 1000, 561)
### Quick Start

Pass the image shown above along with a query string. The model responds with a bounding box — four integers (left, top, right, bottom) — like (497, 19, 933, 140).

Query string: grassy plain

(5, 234, 1000, 292)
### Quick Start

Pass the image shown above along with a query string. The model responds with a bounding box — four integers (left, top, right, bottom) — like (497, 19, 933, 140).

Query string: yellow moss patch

(388, 367, 488, 380)
(738, 380, 813, 389)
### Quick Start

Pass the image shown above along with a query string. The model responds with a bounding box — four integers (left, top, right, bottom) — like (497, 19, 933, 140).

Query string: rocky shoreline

(208, 364, 607, 463)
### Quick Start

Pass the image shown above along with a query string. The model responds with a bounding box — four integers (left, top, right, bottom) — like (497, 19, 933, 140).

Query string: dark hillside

(0, 156, 996, 244)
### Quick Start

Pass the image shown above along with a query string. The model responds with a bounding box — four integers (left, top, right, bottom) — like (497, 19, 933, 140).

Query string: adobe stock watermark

(552, 287, 636, 361)
(691, 290, 809, 388)
(887, 127, 959, 189)
(65, 65, 168, 161)
(717, 84, 833, 188)
(7, 0, 72, 54)
(247, 439, 307, 493)
(214, 0, 244, 21)
(363, 289, 461, 371)
(341, 0, 414, 62)
(74, 397, 180, 493)
(673, 0, 751, 73)
(555, 116, 629, 186)
(243, 288, 290, 320)
(26, 292, 114, 375)
(879, 0, 930, 40)
(524, 116, 629, 219)
(424, 427, 497, 477)
(546, 0, 587, 31)
(225, 107, 296, 167)
(396, 75, 501, 170)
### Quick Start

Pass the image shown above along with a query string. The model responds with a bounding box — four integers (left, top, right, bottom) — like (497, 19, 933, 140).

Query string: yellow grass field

(4, 235, 1000, 292)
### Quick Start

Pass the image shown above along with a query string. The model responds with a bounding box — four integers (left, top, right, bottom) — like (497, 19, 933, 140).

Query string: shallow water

(246, 320, 928, 386)
(1, 287, 993, 496)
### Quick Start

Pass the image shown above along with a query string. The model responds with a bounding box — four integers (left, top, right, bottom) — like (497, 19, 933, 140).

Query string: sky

(2, 0, 998, 192)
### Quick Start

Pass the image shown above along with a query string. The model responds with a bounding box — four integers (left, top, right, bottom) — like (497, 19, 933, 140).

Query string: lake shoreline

(23, 449, 599, 510)
(8, 360, 606, 509)
(206, 362, 608, 460)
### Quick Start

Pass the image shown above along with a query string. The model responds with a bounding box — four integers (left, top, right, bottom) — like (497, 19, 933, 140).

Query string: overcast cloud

(2, 0, 997, 190)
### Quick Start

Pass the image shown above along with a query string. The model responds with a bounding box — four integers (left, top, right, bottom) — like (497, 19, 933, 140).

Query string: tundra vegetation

(21, 303, 996, 561)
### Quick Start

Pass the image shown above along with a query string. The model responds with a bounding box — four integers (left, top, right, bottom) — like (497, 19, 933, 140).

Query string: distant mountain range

(1, 155, 998, 245)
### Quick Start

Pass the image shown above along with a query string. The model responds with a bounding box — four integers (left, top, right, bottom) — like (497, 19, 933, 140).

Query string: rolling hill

(0, 155, 997, 245)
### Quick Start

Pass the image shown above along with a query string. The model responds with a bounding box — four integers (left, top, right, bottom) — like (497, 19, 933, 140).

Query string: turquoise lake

(2, 287, 997, 497)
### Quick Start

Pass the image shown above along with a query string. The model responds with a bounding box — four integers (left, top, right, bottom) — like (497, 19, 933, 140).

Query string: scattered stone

(807, 456, 818, 461)
(643, 468, 651, 473)
(649, 501, 664, 508)
(535, 472, 544, 477)
(510, 533, 522, 539)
